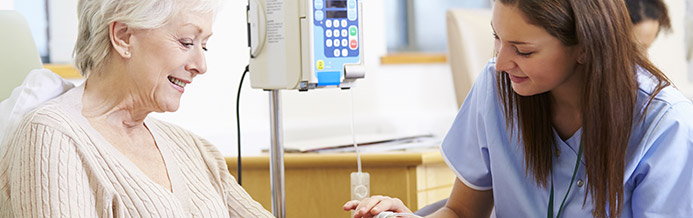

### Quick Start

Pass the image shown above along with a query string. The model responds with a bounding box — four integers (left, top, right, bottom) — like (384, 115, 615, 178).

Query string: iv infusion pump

(247, 0, 365, 91)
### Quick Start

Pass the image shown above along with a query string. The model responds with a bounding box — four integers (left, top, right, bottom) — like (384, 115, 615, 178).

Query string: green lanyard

(547, 142, 583, 218)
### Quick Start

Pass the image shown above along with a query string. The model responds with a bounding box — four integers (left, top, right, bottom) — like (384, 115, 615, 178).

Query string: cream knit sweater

(0, 86, 273, 218)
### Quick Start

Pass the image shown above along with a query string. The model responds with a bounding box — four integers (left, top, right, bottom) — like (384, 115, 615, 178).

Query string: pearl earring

(124, 50, 130, 56)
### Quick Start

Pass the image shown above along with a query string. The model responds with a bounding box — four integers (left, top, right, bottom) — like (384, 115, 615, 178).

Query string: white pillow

(0, 69, 75, 154)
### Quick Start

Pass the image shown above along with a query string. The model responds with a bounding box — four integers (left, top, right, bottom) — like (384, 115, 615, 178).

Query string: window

(14, 0, 49, 63)
(385, 0, 491, 53)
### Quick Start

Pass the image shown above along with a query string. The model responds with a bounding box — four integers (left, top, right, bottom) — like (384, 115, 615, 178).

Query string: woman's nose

(494, 44, 515, 72)
(186, 47, 207, 75)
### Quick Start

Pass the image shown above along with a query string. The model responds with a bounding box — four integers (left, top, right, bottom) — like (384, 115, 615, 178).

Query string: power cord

(236, 65, 250, 185)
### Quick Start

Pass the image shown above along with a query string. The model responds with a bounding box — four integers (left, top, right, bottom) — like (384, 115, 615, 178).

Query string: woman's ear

(577, 48, 586, 64)
(109, 21, 132, 58)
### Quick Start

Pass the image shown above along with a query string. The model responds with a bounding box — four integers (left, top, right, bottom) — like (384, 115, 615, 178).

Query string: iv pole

(268, 89, 286, 218)
(246, 1, 365, 216)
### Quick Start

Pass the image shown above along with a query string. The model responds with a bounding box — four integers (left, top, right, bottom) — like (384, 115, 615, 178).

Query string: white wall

(0, 0, 12, 10)
(42, 0, 459, 156)
(46, 0, 77, 63)
(649, 0, 693, 98)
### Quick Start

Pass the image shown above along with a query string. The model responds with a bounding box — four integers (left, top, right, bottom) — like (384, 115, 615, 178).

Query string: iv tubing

(350, 89, 362, 173)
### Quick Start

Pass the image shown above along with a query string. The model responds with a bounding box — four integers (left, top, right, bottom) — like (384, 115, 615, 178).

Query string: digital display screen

(326, 0, 347, 8)
(326, 10, 347, 18)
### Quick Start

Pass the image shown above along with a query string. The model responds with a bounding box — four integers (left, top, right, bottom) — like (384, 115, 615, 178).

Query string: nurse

(626, 0, 672, 49)
(344, 0, 693, 218)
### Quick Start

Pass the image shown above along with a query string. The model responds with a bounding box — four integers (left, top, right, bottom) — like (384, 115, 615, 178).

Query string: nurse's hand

(343, 195, 413, 218)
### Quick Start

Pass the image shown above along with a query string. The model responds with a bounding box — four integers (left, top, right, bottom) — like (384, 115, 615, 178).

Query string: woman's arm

(630, 103, 693, 216)
(426, 178, 494, 218)
(194, 137, 274, 218)
(0, 122, 100, 218)
(343, 178, 494, 218)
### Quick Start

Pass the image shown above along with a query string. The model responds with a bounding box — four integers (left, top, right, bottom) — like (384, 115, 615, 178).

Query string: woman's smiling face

(492, 1, 581, 97)
(126, 10, 213, 112)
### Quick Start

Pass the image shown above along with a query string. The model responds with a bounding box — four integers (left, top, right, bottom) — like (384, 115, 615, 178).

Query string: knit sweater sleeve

(0, 120, 100, 218)
(197, 137, 275, 218)
(149, 119, 274, 217)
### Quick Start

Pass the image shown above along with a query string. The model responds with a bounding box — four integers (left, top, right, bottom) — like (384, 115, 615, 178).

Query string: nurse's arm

(426, 178, 494, 218)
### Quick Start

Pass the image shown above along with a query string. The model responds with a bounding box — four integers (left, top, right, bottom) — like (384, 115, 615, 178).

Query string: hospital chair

(414, 8, 493, 216)
(446, 8, 494, 108)
(0, 10, 57, 155)
(0, 10, 43, 100)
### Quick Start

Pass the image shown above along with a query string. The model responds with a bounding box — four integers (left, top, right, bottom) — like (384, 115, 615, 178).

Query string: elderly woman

(0, 0, 273, 217)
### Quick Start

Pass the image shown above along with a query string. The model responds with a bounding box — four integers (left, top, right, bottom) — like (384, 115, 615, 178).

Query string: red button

(350, 40, 358, 49)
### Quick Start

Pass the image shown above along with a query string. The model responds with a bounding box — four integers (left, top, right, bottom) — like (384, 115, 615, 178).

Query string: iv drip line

(350, 89, 362, 173)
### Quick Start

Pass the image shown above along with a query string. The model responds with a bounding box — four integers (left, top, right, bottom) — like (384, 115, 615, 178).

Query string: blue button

(314, 0, 323, 9)
(318, 71, 341, 86)
(348, 0, 356, 9)
(315, 10, 324, 21)
(348, 9, 357, 20)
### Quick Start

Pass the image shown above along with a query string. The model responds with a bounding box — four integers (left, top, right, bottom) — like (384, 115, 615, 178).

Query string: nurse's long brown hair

(495, 0, 670, 217)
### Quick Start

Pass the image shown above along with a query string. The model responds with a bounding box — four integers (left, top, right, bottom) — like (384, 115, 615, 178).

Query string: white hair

(73, 0, 221, 78)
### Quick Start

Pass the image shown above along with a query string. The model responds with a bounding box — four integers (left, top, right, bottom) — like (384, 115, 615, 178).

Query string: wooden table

(226, 151, 456, 218)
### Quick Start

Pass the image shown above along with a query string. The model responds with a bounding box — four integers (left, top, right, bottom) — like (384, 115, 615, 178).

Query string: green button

(350, 26, 357, 36)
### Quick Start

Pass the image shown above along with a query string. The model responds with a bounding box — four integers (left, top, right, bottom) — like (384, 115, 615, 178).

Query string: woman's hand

(343, 195, 413, 218)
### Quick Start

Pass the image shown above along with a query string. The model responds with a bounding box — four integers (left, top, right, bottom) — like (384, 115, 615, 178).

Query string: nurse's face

(126, 10, 213, 112)
(491, 2, 580, 96)
(632, 19, 660, 50)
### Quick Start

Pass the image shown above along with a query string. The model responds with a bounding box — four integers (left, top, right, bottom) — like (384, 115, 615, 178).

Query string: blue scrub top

(441, 59, 693, 217)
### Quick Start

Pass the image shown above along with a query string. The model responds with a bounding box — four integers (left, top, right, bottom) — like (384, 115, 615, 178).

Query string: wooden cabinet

(226, 151, 456, 218)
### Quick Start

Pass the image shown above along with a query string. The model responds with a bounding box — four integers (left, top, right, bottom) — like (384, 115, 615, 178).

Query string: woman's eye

(493, 33, 499, 40)
(180, 40, 194, 48)
(515, 49, 533, 57)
